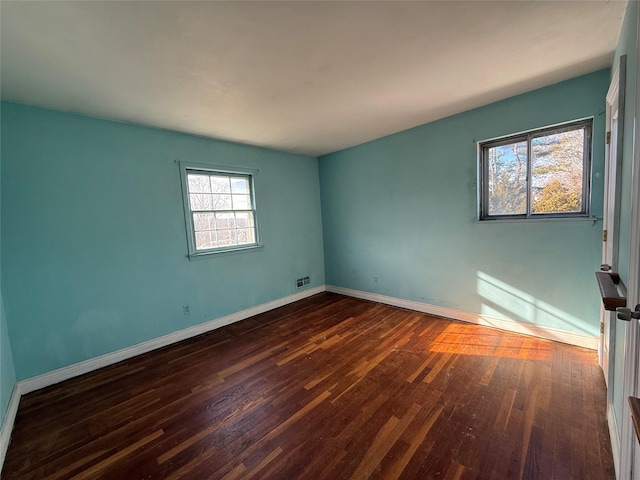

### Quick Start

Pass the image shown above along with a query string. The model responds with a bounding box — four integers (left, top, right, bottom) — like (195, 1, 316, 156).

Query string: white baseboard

(0, 285, 325, 473)
(608, 404, 621, 478)
(1, 283, 599, 473)
(326, 285, 599, 350)
(19, 285, 326, 395)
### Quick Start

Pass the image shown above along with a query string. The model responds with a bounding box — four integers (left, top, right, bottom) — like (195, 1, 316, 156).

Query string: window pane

(237, 227, 256, 245)
(193, 213, 215, 231)
(210, 176, 231, 194)
(211, 194, 232, 210)
(531, 129, 584, 214)
(217, 229, 236, 246)
(231, 177, 249, 194)
(235, 212, 254, 228)
(183, 167, 259, 254)
(188, 174, 212, 193)
(232, 194, 251, 210)
(215, 212, 235, 229)
(487, 141, 527, 215)
(190, 194, 213, 211)
(195, 231, 216, 250)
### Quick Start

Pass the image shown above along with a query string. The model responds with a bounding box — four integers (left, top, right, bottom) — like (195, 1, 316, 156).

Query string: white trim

(0, 385, 21, 474)
(607, 63, 621, 105)
(0, 286, 324, 473)
(0, 286, 323, 473)
(609, 403, 622, 478)
(327, 285, 598, 350)
(1, 282, 600, 473)
(602, 53, 630, 479)
(600, 60, 623, 382)
(19, 286, 325, 395)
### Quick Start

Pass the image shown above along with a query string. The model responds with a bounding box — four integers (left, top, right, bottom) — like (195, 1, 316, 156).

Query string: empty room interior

(1, 1, 640, 479)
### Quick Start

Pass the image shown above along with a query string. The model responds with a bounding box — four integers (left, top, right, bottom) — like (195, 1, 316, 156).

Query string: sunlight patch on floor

(430, 323, 553, 360)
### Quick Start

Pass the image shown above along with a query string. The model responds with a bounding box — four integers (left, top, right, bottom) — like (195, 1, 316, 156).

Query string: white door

(629, 12, 640, 474)
(601, 55, 630, 478)
(628, 231, 640, 478)
(628, 102, 640, 478)
(631, 204, 640, 474)
(609, 44, 640, 478)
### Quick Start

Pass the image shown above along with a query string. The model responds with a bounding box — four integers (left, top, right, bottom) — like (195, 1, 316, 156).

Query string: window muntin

(180, 165, 259, 256)
(480, 120, 592, 220)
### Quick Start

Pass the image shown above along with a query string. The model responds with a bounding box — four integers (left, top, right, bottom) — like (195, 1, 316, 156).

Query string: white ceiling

(0, 1, 627, 157)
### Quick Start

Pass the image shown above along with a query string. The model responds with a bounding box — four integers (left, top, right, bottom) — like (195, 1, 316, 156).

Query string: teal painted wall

(320, 70, 609, 337)
(1, 102, 325, 380)
(0, 68, 615, 386)
(610, 0, 638, 439)
(1, 137, 17, 426)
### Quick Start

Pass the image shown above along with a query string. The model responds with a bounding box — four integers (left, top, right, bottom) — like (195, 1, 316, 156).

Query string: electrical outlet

(183, 305, 190, 315)
(374, 276, 379, 284)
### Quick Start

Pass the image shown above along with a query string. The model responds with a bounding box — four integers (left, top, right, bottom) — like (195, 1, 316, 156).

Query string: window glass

(531, 129, 585, 214)
(486, 141, 527, 216)
(480, 120, 591, 220)
(181, 167, 259, 255)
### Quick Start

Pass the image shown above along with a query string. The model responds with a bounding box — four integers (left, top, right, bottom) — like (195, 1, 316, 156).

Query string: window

(479, 119, 592, 220)
(179, 163, 260, 256)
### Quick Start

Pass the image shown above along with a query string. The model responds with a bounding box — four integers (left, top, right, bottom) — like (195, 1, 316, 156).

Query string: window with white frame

(180, 164, 259, 256)
(479, 119, 592, 220)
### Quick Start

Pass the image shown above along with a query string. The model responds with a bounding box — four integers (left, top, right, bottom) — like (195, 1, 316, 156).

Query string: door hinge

(600, 322, 604, 334)
(606, 131, 611, 145)
(603, 230, 608, 242)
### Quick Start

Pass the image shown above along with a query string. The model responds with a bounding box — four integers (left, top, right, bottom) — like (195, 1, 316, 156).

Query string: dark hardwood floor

(2, 293, 613, 479)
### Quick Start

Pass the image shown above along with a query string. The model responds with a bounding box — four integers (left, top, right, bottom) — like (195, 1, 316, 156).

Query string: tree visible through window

(480, 120, 592, 220)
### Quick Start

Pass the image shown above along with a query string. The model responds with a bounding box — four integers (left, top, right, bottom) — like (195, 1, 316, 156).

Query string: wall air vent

(296, 276, 310, 288)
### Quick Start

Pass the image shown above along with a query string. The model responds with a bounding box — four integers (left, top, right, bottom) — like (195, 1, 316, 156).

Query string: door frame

(600, 55, 627, 476)
(616, 7, 640, 476)
(630, 7, 640, 477)
(600, 59, 624, 387)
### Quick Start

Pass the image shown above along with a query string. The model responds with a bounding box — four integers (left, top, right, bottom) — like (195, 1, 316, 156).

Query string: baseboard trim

(1, 283, 599, 473)
(20, 285, 326, 395)
(326, 285, 598, 350)
(0, 385, 21, 474)
(0, 286, 325, 473)
(608, 404, 621, 478)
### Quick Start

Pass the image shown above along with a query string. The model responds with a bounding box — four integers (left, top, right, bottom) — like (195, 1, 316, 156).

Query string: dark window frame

(478, 119, 593, 221)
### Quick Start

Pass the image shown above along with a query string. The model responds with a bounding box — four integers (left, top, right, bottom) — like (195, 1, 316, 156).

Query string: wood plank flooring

(2, 293, 614, 479)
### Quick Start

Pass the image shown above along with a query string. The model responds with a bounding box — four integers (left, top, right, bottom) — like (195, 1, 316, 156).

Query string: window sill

(187, 244, 263, 260)
(475, 215, 599, 225)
